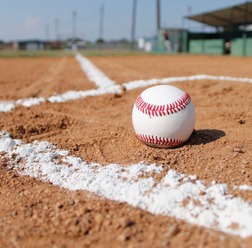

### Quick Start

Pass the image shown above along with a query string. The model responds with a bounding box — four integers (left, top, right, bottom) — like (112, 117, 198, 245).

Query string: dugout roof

(187, 2, 252, 27)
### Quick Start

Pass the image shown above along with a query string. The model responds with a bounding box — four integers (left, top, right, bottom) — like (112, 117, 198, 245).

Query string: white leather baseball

(132, 85, 195, 148)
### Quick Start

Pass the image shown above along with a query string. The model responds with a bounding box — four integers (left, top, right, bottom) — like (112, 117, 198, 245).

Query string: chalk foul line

(75, 53, 115, 89)
(1, 73, 252, 112)
(1, 53, 252, 112)
(0, 131, 251, 238)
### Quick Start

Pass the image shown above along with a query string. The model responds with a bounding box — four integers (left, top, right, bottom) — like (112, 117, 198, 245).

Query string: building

(0, 40, 5, 49)
(187, 1, 252, 56)
(5, 40, 65, 51)
(16, 40, 46, 50)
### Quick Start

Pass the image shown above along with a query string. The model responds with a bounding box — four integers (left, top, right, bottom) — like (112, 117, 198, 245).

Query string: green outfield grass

(0, 49, 147, 58)
(79, 49, 146, 57)
(0, 49, 75, 58)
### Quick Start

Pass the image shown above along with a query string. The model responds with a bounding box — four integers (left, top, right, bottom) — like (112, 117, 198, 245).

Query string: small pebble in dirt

(118, 217, 135, 228)
(117, 233, 130, 242)
(168, 224, 180, 237)
(94, 213, 103, 225)
(233, 147, 245, 153)
(238, 120, 246, 125)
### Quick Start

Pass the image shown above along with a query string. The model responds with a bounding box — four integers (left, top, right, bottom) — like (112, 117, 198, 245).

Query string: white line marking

(0, 53, 252, 112)
(0, 131, 252, 238)
(123, 74, 252, 90)
(1, 73, 252, 111)
(0, 101, 16, 112)
(234, 185, 252, 191)
(15, 97, 46, 107)
(75, 53, 115, 88)
(47, 86, 122, 103)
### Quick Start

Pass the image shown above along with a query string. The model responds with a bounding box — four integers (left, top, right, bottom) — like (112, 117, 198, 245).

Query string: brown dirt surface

(0, 54, 252, 248)
(0, 56, 95, 100)
(89, 54, 252, 82)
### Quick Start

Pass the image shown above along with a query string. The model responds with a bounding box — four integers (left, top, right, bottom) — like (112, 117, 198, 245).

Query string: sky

(0, 0, 248, 42)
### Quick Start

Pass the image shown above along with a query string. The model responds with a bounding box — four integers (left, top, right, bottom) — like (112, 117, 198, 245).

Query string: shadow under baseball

(186, 129, 226, 146)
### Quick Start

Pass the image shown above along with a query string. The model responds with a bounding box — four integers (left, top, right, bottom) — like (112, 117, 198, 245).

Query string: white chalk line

(234, 185, 252, 191)
(1, 54, 252, 237)
(0, 131, 251, 238)
(75, 53, 115, 88)
(0, 54, 252, 112)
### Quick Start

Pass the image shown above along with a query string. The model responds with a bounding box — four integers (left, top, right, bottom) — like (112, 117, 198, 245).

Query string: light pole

(157, 0, 161, 33)
(99, 4, 105, 41)
(131, 0, 137, 50)
(55, 19, 59, 41)
(72, 11, 77, 41)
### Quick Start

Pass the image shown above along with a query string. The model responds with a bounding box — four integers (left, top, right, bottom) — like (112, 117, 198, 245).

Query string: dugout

(187, 1, 252, 56)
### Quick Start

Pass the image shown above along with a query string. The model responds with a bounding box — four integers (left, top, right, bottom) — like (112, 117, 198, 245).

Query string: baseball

(132, 85, 195, 148)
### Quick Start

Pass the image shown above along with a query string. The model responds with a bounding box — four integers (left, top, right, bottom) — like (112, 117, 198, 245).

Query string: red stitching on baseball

(137, 134, 183, 147)
(135, 92, 191, 117)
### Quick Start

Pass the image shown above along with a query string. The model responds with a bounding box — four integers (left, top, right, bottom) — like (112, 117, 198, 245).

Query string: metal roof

(187, 2, 252, 27)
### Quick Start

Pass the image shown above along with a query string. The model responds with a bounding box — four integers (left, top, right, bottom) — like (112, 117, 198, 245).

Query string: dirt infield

(0, 54, 251, 247)
(0, 57, 95, 100)
(89, 54, 252, 82)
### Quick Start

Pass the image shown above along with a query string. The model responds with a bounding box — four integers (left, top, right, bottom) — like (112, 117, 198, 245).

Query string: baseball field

(0, 52, 251, 247)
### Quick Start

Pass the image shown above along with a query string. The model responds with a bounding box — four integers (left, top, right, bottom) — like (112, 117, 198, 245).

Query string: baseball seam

(137, 134, 184, 147)
(135, 92, 191, 117)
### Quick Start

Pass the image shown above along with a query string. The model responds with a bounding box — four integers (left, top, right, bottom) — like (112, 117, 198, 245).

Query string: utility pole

(157, 0, 161, 32)
(99, 4, 105, 40)
(45, 24, 50, 41)
(55, 19, 59, 41)
(131, 0, 137, 50)
(187, 6, 192, 30)
(72, 11, 77, 41)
